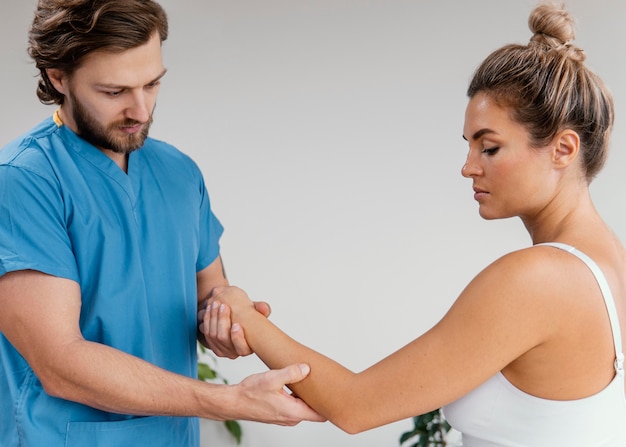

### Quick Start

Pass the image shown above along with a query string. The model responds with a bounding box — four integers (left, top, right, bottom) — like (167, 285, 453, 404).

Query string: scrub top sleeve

(195, 179, 224, 272)
(0, 165, 79, 281)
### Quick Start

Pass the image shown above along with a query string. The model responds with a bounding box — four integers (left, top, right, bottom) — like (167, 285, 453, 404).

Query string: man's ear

(552, 129, 580, 168)
(45, 68, 69, 96)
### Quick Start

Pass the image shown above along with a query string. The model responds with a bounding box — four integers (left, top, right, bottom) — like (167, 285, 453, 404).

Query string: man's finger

(230, 323, 253, 356)
(253, 301, 271, 318)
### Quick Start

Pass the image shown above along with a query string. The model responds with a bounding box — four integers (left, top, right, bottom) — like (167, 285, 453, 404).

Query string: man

(0, 1, 322, 446)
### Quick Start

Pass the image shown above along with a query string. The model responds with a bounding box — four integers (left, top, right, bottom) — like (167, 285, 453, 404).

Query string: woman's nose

(461, 151, 482, 177)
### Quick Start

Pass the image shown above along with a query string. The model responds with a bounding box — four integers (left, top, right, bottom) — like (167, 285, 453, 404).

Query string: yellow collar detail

(53, 109, 64, 127)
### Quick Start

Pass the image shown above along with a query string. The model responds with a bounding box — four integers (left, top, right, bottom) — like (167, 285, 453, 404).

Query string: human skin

(205, 93, 626, 433)
(0, 32, 323, 426)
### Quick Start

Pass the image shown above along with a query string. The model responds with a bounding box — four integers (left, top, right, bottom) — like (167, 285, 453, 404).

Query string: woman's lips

(473, 187, 489, 201)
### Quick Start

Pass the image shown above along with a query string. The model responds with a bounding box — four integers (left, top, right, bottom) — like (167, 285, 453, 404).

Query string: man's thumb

(283, 363, 311, 385)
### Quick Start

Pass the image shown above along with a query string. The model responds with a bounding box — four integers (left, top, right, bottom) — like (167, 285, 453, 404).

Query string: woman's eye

(482, 147, 499, 155)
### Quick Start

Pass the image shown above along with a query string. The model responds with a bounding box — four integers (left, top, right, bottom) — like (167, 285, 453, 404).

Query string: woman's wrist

(230, 301, 258, 327)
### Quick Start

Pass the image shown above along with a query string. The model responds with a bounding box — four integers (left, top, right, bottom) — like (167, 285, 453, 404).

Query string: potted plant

(197, 343, 243, 444)
(400, 409, 450, 447)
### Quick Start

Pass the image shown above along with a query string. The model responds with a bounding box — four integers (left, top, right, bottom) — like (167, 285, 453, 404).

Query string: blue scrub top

(0, 116, 223, 446)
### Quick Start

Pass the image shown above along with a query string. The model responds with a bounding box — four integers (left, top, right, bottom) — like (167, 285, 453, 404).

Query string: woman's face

(461, 92, 554, 221)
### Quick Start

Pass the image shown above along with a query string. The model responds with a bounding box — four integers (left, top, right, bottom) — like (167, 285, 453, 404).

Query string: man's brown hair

(28, 0, 169, 105)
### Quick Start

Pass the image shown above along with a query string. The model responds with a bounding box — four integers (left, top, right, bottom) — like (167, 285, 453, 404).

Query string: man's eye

(105, 91, 122, 97)
(482, 147, 499, 155)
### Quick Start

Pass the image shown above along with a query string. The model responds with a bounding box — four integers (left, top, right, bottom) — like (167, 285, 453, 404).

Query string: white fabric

(443, 243, 626, 447)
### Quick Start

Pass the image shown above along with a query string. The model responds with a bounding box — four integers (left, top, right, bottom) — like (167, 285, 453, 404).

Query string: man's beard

(68, 93, 153, 154)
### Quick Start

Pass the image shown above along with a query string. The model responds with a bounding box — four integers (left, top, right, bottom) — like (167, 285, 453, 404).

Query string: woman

(204, 3, 626, 445)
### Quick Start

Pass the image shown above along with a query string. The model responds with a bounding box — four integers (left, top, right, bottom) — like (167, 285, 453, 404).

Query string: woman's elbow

(331, 415, 374, 435)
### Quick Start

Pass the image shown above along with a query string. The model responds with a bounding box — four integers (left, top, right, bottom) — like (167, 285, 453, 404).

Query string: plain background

(1, 1, 625, 446)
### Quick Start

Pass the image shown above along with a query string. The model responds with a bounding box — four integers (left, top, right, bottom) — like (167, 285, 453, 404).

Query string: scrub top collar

(53, 110, 141, 205)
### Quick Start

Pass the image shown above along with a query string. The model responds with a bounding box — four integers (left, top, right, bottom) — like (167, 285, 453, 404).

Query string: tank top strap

(536, 242, 624, 376)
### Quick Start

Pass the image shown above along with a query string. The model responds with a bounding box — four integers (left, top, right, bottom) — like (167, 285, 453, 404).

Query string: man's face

(66, 87, 153, 154)
(58, 32, 166, 156)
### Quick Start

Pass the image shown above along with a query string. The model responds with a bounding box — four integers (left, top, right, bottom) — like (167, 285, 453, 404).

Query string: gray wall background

(2, 1, 625, 446)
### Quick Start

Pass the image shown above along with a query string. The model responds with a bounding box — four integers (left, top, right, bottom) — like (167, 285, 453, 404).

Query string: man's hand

(198, 288, 270, 358)
(232, 363, 326, 425)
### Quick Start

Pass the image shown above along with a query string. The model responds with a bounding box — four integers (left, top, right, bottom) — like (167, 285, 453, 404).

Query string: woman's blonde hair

(467, 3, 614, 182)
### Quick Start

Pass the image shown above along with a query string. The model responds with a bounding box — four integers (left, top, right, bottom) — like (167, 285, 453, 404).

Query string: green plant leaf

(400, 409, 449, 447)
(197, 362, 217, 381)
(197, 342, 243, 444)
(400, 429, 418, 444)
(225, 420, 243, 444)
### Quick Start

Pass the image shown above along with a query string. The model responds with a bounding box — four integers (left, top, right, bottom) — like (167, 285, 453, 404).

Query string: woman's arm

(209, 248, 563, 433)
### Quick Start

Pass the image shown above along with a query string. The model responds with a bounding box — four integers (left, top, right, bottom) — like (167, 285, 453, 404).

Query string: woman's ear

(45, 68, 69, 96)
(552, 129, 580, 168)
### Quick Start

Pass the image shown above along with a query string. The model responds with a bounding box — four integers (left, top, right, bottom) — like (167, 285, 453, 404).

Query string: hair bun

(528, 3, 585, 62)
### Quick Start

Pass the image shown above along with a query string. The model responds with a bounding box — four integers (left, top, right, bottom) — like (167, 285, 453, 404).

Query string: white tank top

(442, 243, 626, 447)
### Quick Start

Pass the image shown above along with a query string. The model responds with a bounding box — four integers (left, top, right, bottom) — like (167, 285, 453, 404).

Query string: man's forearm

(196, 255, 229, 348)
(197, 298, 211, 348)
(41, 338, 237, 420)
(36, 337, 323, 426)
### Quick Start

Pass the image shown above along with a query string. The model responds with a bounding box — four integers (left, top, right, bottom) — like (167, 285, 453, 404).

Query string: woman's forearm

(210, 286, 444, 433)
(232, 303, 387, 433)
